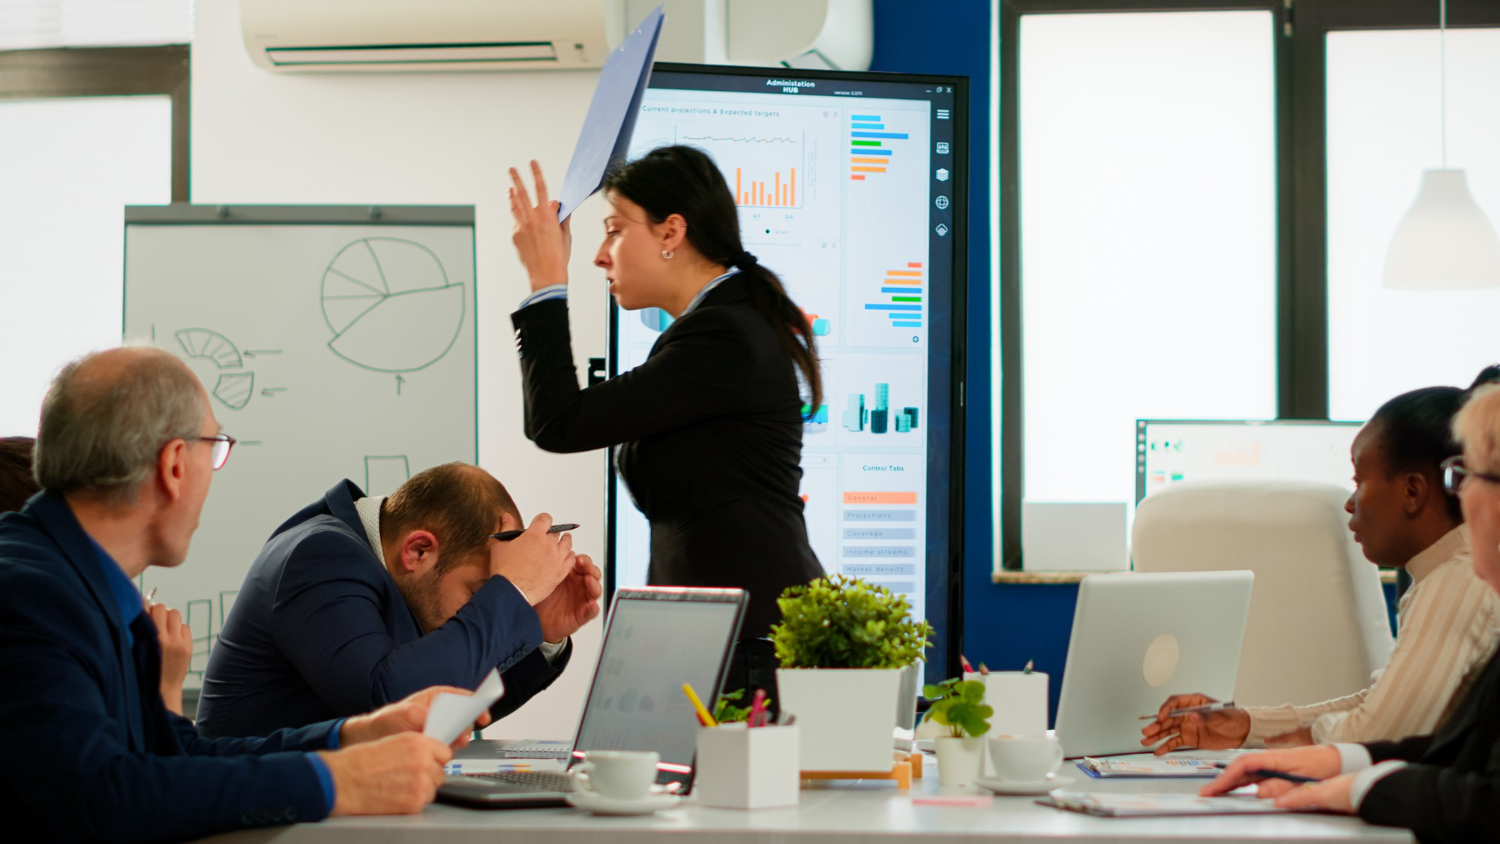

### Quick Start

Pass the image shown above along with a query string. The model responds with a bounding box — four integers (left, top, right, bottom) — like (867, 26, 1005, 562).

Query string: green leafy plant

(771, 574, 933, 669)
(713, 689, 769, 724)
(922, 678, 993, 739)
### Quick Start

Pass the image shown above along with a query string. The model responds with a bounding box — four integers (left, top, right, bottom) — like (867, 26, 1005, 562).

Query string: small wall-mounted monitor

(1135, 419, 1364, 504)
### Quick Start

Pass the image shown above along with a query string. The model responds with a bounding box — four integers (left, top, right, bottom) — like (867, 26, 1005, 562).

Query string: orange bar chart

(735, 167, 799, 208)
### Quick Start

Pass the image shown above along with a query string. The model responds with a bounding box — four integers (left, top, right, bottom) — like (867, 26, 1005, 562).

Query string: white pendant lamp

(1381, 0, 1500, 289)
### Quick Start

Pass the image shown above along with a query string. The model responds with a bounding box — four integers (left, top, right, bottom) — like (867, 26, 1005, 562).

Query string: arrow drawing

(244, 349, 283, 357)
(395, 374, 406, 396)
(260, 387, 287, 397)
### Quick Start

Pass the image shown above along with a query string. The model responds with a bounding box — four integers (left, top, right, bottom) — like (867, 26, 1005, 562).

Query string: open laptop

(437, 586, 748, 808)
(1053, 570, 1254, 758)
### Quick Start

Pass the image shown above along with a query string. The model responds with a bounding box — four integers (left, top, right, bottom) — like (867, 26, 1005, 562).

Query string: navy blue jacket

(198, 480, 567, 739)
(0, 492, 336, 843)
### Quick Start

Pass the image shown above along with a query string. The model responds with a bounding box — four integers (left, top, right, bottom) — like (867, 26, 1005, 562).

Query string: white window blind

(0, 0, 191, 50)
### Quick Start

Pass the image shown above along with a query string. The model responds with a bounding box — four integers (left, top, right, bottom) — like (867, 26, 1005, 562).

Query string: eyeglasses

(1441, 455, 1500, 495)
(195, 434, 237, 470)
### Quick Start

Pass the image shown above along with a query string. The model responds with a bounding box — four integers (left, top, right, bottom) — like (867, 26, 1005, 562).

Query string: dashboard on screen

(1136, 419, 1364, 503)
(606, 63, 967, 681)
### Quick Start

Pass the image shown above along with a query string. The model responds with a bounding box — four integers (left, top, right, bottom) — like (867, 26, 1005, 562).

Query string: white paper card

(424, 669, 504, 744)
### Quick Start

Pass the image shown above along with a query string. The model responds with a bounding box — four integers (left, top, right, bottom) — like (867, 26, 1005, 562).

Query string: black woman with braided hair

(506, 147, 825, 708)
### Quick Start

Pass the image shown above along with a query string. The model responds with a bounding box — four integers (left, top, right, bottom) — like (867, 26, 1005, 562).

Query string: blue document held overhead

(556, 5, 665, 221)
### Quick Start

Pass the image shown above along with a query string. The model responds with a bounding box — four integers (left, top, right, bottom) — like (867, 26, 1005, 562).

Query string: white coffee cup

(987, 734, 1063, 782)
(569, 750, 661, 800)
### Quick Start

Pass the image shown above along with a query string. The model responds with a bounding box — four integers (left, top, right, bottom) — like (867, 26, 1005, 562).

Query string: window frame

(0, 45, 190, 201)
(996, 0, 1500, 570)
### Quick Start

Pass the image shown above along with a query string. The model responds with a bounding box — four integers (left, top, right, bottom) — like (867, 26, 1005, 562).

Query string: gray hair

(34, 346, 205, 507)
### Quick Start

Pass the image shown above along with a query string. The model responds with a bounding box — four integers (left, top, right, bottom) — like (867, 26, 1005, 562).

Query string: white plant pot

(776, 667, 903, 772)
(934, 736, 985, 786)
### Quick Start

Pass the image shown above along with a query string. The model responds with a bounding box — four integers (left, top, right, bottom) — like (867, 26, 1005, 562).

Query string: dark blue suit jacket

(198, 480, 567, 739)
(0, 492, 337, 843)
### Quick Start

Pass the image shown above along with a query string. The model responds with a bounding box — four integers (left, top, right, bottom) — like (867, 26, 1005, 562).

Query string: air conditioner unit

(242, 0, 873, 74)
(241, 0, 630, 72)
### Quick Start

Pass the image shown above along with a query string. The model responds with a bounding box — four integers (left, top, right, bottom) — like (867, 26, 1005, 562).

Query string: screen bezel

(602, 62, 968, 686)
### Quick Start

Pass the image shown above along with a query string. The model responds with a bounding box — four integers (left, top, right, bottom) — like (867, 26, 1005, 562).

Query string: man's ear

(497, 510, 523, 533)
(156, 439, 189, 504)
(1403, 472, 1431, 516)
(399, 530, 440, 574)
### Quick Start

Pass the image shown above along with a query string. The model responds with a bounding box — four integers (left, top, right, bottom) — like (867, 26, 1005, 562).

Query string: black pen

(1213, 761, 1319, 785)
(489, 523, 579, 541)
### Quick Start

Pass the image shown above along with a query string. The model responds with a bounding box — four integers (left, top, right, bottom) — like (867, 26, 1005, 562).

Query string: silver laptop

(437, 586, 748, 808)
(1053, 570, 1253, 758)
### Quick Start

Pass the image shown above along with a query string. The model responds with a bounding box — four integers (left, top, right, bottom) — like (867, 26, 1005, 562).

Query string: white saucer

(973, 774, 1075, 796)
(565, 790, 682, 816)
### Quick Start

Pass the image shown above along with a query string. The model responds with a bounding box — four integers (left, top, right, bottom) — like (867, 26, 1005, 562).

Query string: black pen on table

(489, 524, 579, 541)
(1212, 761, 1319, 785)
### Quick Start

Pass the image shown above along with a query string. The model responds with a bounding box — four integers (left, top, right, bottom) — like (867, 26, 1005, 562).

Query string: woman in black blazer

(505, 147, 825, 702)
(1202, 379, 1500, 843)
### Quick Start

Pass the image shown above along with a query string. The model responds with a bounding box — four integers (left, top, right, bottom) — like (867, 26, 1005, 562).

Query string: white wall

(192, 0, 615, 739)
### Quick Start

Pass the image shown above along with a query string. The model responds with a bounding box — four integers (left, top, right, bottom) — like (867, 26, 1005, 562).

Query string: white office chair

(1131, 481, 1394, 707)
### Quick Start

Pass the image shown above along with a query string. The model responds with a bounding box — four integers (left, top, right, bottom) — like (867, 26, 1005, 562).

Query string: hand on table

(1267, 773, 1356, 814)
(148, 601, 193, 716)
(1199, 745, 1343, 799)
(508, 160, 572, 292)
(535, 553, 602, 642)
(320, 733, 452, 816)
(339, 686, 492, 750)
(1140, 693, 1251, 755)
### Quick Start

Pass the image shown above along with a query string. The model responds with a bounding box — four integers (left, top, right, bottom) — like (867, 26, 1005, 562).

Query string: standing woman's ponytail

(604, 146, 823, 419)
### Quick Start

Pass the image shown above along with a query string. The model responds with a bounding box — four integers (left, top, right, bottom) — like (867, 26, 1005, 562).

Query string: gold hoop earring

(661, 250, 674, 260)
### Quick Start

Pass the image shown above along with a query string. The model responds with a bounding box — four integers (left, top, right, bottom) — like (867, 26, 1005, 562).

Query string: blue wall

(869, 0, 1008, 679)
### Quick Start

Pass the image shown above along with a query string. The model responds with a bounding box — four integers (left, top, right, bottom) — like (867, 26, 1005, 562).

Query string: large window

(997, 0, 1500, 570)
(1019, 11, 1277, 511)
(0, 44, 188, 438)
(1326, 27, 1500, 421)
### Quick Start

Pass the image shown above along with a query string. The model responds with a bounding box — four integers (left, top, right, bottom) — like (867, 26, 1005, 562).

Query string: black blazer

(512, 277, 823, 638)
(1358, 636, 1500, 843)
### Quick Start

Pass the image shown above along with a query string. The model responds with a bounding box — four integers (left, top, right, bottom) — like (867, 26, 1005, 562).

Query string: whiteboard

(123, 205, 477, 686)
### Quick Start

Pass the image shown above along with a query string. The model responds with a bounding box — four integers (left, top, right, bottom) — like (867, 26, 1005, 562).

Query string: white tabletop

(198, 755, 1414, 844)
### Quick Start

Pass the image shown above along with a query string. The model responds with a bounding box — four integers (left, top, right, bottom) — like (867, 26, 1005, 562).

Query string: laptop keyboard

(466, 771, 575, 792)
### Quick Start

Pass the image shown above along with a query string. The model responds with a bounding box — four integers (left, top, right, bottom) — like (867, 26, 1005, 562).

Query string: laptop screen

(572, 588, 747, 776)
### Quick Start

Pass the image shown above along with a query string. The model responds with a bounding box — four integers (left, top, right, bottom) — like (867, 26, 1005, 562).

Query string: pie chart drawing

(321, 238, 466, 373)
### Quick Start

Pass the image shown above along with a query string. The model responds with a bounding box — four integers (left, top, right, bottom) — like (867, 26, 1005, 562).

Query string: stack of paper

(1077, 755, 1227, 778)
(1039, 792, 1289, 818)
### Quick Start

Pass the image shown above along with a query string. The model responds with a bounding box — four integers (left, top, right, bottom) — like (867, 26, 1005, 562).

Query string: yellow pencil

(682, 683, 717, 727)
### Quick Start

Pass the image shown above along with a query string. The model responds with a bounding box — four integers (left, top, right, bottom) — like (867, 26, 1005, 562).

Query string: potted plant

(771, 575, 933, 771)
(922, 678, 993, 785)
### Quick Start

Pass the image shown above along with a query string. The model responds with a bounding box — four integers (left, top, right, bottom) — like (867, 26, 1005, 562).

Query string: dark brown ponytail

(603, 145, 823, 418)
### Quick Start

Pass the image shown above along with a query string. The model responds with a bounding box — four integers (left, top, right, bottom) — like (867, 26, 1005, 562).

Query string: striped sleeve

(1244, 558, 1500, 746)
(1308, 562, 1500, 743)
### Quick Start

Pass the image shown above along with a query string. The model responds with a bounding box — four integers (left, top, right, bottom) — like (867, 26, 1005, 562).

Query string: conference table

(200, 745, 1414, 844)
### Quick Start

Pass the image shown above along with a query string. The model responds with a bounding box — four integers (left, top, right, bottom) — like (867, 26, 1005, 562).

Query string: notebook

(1038, 792, 1290, 818)
(1077, 751, 1245, 779)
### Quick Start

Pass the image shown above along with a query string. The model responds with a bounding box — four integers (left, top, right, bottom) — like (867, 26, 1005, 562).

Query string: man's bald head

(35, 346, 207, 507)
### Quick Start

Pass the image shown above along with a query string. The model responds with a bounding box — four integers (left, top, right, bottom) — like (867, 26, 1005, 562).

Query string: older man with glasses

(0, 346, 478, 842)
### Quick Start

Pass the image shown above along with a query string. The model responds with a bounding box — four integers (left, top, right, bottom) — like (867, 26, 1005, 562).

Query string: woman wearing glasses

(504, 149, 825, 704)
(1203, 376, 1500, 843)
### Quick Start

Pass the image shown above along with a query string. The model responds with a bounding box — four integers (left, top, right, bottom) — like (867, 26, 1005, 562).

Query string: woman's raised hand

(507, 160, 573, 292)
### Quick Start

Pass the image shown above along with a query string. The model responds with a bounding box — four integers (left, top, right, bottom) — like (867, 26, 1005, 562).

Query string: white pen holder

(694, 723, 801, 810)
(965, 671, 1049, 775)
